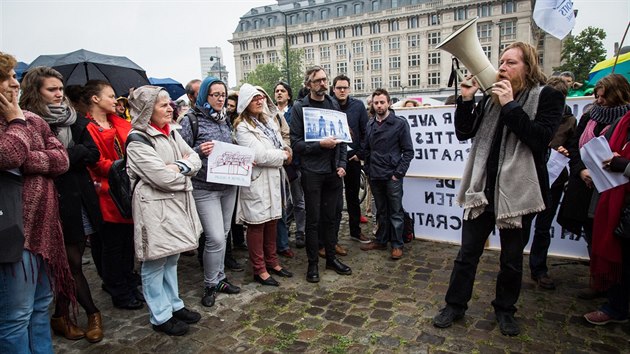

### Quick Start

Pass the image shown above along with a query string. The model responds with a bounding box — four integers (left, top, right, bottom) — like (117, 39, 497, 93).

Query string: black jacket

(333, 95, 368, 160)
(365, 110, 414, 180)
(289, 95, 347, 174)
(55, 116, 103, 241)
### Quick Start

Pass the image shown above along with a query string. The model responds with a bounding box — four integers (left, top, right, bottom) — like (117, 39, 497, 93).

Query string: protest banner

(206, 141, 255, 187)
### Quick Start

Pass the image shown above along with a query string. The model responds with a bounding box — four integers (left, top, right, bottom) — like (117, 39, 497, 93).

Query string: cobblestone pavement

(53, 218, 629, 353)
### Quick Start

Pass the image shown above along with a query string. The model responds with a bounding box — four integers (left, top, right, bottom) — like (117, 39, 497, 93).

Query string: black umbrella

(27, 49, 150, 97)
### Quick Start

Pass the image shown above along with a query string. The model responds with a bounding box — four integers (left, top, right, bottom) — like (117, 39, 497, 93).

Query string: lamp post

(496, 22, 503, 55)
(209, 56, 223, 83)
(282, 11, 291, 87)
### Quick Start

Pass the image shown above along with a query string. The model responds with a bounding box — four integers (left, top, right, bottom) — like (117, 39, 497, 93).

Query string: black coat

(365, 110, 414, 180)
(55, 115, 103, 243)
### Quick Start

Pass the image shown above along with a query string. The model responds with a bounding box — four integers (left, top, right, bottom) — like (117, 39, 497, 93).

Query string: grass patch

(326, 335, 354, 354)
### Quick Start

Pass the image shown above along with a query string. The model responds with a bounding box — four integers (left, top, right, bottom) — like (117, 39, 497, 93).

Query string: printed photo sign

(303, 107, 352, 143)
(206, 141, 255, 187)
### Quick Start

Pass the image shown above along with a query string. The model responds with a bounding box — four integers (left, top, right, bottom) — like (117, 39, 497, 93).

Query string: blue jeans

(276, 209, 290, 252)
(141, 254, 184, 326)
(0, 250, 53, 354)
(370, 178, 405, 249)
(287, 171, 306, 238)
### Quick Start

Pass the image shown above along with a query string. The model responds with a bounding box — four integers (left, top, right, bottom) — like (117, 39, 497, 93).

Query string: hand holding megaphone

(460, 74, 479, 101)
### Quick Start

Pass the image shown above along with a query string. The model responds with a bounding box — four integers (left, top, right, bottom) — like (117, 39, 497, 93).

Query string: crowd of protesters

(1, 40, 630, 351)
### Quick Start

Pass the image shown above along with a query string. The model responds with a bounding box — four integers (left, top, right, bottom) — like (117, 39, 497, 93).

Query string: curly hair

(19, 66, 65, 116)
(501, 42, 547, 89)
(0, 52, 18, 82)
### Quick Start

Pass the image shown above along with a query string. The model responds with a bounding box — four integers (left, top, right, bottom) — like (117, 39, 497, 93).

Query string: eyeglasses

(310, 77, 328, 84)
(334, 86, 349, 91)
(208, 93, 226, 99)
(252, 95, 266, 102)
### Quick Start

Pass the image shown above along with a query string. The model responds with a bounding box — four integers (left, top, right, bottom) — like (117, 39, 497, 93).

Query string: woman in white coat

(234, 83, 293, 286)
(127, 86, 203, 336)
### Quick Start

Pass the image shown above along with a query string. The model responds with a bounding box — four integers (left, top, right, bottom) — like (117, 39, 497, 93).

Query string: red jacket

(86, 113, 132, 223)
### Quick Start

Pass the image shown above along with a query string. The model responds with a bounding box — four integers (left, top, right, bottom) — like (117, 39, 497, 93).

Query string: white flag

(533, 0, 576, 39)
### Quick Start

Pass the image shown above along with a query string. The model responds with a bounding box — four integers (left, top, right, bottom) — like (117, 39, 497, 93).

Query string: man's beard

(313, 88, 327, 96)
(492, 73, 525, 104)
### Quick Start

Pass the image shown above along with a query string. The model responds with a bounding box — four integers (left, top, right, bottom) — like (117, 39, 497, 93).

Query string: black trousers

(444, 211, 534, 315)
(100, 222, 136, 305)
(529, 182, 564, 278)
(302, 170, 342, 263)
(343, 159, 363, 238)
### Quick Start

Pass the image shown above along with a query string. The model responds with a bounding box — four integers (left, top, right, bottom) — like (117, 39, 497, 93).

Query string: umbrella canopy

(149, 77, 186, 100)
(15, 61, 29, 82)
(587, 52, 630, 85)
(27, 49, 150, 97)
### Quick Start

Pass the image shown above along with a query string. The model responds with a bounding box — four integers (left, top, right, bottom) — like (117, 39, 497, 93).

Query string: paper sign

(206, 141, 255, 187)
(547, 149, 570, 185)
(580, 136, 629, 192)
(303, 107, 352, 143)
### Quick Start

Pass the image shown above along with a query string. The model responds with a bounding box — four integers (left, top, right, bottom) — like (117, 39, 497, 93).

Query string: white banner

(402, 177, 589, 259)
(206, 141, 255, 187)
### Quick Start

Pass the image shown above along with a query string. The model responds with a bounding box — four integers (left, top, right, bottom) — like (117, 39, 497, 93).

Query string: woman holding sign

(180, 76, 241, 307)
(233, 84, 293, 286)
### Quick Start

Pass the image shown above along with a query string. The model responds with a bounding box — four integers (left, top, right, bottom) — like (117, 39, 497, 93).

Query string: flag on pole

(533, 0, 576, 40)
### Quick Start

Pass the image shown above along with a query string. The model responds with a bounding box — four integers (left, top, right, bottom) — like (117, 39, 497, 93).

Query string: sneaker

(216, 278, 240, 294)
(225, 256, 244, 272)
(584, 310, 629, 325)
(360, 215, 369, 223)
(433, 306, 464, 328)
(351, 233, 371, 244)
(172, 307, 201, 324)
(201, 287, 216, 307)
(152, 317, 189, 336)
(532, 273, 556, 290)
(496, 312, 520, 336)
(278, 249, 295, 258)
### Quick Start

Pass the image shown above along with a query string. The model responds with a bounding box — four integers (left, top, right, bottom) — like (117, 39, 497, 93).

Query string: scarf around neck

(457, 87, 544, 229)
(41, 103, 77, 148)
(589, 103, 630, 125)
(198, 103, 227, 124)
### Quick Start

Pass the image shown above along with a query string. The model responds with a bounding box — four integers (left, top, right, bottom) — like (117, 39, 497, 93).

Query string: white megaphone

(436, 17, 498, 92)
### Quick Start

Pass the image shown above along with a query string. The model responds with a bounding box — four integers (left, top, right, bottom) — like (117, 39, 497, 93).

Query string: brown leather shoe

(51, 315, 85, 340)
(360, 242, 387, 251)
(391, 248, 403, 260)
(85, 312, 104, 343)
(335, 244, 348, 256)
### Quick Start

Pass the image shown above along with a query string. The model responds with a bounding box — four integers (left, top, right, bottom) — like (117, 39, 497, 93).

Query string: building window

(305, 48, 314, 61)
(354, 3, 362, 14)
(305, 12, 313, 22)
(502, 20, 517, 41)
(408, 16, 419, 29)
(337, 62, 348, 74)
(371, 77, 382, 89)
(289, 14, 298, 25)
(320, 46, 330, 59)
(241, 55, 251, 68)
(267, 17, 275, 27)
(482, 45, 492, 60)
(409, 73, 421, 87)
(239, 42, 248, 51)
(253, 39, 261, 49)
(428, 52, 440, 65)
(322, 63, 331, 74)
(389, 56, 400, 69)
(254, 53, 264, 65)
(372, 1, 380, 11)
(389, 74, 400, 88)
(371, 58, 382, 71)
(503, 0, 516, 14)
(335, 28, 346, 39)
(319, 30, 329, 41)
(428, 72, 440, 86)
(538, 52, 544, 65)
(392, 0, 398, 7)
(354, 60, 364, 73)
(304, 33, 313, 43)
(370, 22, 381, 34)
(321, 8, 329, 19)
(352, 24, 363, 36)
(408, 54, 421, 67)
(454, 7, 467, 21)
(427, 32, 441, 47)
(370, 39, 382, 53)
(254, 20, 261, 30)
(337, 6, 345, 17)
(336, 43, 347, 57)
(352, 41, 364, 55)
(289, 35, 298, 45)
(388, 36, 400, 50)
(407, 34, 420, 49)
(354, 78, 364, 91)
(428, 13, 440, 26)
(268, 51, 278, 63)
(388, 19, 399, 32)
(266, 37, 276, 47)
(478, 3, 491, 17)
(478, 22, 492, 41)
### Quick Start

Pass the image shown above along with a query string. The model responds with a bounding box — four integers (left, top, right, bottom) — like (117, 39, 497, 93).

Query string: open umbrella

(15, 62, 29, 82)
(587, 52, 630, 85)
(149, 77, 186, 100)
(27, 49, 150, 97)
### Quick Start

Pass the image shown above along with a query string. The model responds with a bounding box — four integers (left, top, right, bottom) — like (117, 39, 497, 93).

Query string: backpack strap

(185, 112, 199, 147)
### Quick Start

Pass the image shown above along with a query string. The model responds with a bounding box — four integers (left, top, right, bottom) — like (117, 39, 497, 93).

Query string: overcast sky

(1, 0, 628, 89)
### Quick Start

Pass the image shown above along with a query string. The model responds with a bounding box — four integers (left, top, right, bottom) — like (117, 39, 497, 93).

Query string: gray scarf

(457, 87, 544, 229)
(42, 104, 77, 148)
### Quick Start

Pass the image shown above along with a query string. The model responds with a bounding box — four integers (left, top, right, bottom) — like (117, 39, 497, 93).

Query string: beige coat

(235, 117, 288, 225)
(126, 86, 203, 261)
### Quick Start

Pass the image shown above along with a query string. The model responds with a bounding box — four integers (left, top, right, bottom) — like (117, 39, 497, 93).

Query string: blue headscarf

(195, 76, 227, 118)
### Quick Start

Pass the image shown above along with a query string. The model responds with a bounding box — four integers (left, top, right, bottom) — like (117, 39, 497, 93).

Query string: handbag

(614, 204, 630, 239)
(0, 171, 25, 263)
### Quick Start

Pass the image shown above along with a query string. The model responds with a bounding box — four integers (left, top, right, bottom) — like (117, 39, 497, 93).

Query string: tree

(279, 48, 304, 89)
(239, 49, 304, 96)
(554, 26, 607, 83)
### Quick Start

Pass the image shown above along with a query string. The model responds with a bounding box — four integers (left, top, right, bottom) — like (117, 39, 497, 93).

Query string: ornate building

(230, 0, 563, 98)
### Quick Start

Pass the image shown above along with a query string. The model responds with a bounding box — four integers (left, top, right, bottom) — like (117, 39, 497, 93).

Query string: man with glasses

(289, 66, 352, 283)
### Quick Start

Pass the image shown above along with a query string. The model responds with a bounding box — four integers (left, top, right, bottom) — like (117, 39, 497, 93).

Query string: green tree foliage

(554, 26, 607, 83)
(240, 49, 304, 96)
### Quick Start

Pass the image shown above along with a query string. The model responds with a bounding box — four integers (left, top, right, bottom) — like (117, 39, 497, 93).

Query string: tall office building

(200, 47, 229, 83)
(231, 0, 563, 98)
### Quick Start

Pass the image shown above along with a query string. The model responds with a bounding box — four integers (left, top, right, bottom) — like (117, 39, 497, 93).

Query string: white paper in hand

(547, 149, 570, 186)
(206, 141, 256, 187)
(579, 136, 629, 192)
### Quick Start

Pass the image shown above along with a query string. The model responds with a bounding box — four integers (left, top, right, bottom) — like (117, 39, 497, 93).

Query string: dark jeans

(302, 170, 342, 263)
(529, 182, 564, 278)
(602, 239, 630, 319)
(100, 222, 136, 305)
(343, 159, 363, 238)
(370, 178, 405, 249)
(445, 211, 534, 315)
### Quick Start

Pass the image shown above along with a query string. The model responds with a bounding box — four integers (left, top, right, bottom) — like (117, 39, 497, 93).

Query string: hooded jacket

(126, 86, 202, 261)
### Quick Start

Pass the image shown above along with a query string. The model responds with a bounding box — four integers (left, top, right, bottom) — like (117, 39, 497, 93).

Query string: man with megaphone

(432, 42, 565, 336)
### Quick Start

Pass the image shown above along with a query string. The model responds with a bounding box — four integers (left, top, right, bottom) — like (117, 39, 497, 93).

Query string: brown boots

(50, 316, 85, 340)
(85, 312, 104, 343)
(50, 312, 103, 343)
